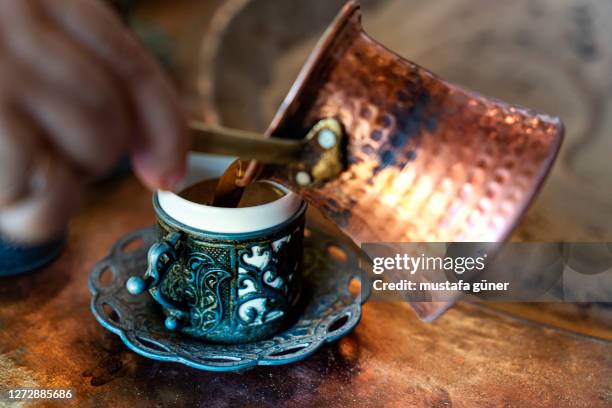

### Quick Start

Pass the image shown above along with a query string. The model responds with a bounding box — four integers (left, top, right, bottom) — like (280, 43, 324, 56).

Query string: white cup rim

(156, 154, 304, 234)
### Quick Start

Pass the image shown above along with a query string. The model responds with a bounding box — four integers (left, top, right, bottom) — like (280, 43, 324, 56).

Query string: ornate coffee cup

(126, 154, 306, 343)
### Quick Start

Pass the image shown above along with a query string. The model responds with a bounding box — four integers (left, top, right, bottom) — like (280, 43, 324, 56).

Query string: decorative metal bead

(317, 128, 337, 149)
(164, 316, 179, 331)
(126, 276, 146, 295)
(296, 171, 312, 186)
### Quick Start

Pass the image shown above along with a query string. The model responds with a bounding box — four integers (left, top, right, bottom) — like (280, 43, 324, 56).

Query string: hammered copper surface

(253, 2, 562, 319)
(198, 0, 612, 244)
(197, 0, 612, 330)
(264, 1, 562, 246)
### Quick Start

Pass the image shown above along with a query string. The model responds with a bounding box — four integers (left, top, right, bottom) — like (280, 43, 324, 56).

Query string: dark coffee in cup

(179, 178, 285, 208)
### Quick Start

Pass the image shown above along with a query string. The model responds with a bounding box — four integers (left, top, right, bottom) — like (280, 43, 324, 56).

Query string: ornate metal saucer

(89, 225, 366, 371)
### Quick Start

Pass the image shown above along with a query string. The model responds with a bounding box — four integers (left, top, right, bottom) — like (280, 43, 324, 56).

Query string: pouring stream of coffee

(190, 119, 344, 197)
(211, 159, 249, 208)
(190, 121, 304, 207)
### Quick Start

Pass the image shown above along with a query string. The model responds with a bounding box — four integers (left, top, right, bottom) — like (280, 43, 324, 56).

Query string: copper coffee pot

(189, 1, 563, 320)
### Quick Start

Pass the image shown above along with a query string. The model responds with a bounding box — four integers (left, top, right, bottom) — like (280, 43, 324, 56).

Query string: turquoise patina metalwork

(88, 225, 366, 371)
(124, 195, 307, 343)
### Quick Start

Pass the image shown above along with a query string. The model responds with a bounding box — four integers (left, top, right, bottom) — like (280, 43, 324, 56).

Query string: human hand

(0, 0, 188, 243)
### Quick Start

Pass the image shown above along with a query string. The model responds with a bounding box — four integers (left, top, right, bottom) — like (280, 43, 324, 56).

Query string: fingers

(0, 153, 83, 244)
(0, 0, 189, 244)
(39, 0, 189, 190)
(0, 77, 84, 243)
(18, 69, 126, 176)
(0, 102, 37, 206)
(0, 1, 129, 176)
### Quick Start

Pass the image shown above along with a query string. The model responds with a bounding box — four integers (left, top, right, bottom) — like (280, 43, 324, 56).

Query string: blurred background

(125, 0, 611, 334)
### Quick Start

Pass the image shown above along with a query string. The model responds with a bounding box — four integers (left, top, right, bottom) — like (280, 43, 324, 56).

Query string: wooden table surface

(0, 175, 611, 408)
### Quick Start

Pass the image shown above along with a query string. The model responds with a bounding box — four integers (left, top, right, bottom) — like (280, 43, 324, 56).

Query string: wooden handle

(189, 121, 304, 166)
